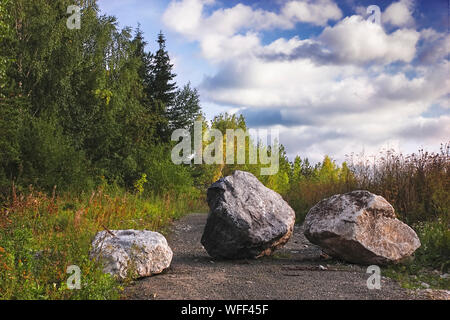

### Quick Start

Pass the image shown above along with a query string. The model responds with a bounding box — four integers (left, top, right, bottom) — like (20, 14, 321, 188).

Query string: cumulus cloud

(162, 0, 204, 37)
(163, 0, 343, 62)
(164, 0, 343, 35)
(417, 28, 450, 65)
(281, 0, 342, 26)
(259, 15, 420, 66)
(319, 16, 419, 64)
(383, 0, 415, 27)
(162, 0, 449, 162)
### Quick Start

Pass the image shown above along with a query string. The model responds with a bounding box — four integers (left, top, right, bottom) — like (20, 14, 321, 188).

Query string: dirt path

(124, 213, 418, 300)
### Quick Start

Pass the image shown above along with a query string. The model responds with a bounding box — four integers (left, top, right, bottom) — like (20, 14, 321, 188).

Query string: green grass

(384, 265, 449, 290)
(0, 186, 207, 299)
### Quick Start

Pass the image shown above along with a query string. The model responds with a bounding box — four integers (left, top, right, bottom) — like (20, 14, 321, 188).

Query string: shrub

(17, 117, 94, 194)
(413, 219, 450, 271)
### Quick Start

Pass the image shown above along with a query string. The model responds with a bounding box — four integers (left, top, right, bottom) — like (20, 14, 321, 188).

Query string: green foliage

(284, 155, 357, 222)
(140, 144, 194, 194)
(0, 187, 206, 299)
(17, 117, 94, 193)
(0, 1, 197, 196)
(0, 99, 23, 196)
(133, 173, 148, 195)
(414, 219, 450, 270)
(149, 31, 177, 109)
(168, 82, 203, 131)
(0, 2, 209, 299)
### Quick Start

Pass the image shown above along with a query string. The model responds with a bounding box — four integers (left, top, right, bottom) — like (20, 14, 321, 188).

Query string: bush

(139, 144, 194, 195)
(16, 117, 94, 193)
(413, 219, 450, 271)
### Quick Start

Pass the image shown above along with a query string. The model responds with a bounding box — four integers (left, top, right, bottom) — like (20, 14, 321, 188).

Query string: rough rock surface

(303, 190, 421, 265)
(90, 229, 173, 279)
(201, 170, 296, 259)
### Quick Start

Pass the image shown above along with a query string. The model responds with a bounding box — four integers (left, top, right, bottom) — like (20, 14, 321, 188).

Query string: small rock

(421, 282, 430, 289)
(319, 265, 328, 271)
(440, 273, 449, 279)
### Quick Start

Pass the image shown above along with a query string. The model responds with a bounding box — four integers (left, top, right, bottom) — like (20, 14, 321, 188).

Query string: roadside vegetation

(0, 0, 447, 299)
(0, 183, 206, 299)
(282, 144, 449, 291)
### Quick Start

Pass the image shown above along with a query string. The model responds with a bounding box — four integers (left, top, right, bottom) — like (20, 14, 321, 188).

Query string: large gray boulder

(201, 170, 296, 259)
(90, 229, 173, 279)
(303, 190, 421, 265)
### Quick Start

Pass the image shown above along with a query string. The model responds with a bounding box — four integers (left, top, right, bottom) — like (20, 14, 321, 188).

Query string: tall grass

(285, 143, 449, 226)
(347, 143, 449, 225)
(283, 143, 449, 288)
(0, 185, 207, 299)
(285, 179, 356, 223)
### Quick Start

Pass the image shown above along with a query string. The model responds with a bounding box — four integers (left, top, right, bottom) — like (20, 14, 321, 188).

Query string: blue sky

(97, 0, 449, 162)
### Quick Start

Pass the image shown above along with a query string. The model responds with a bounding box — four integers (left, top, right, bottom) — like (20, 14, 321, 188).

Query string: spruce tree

(146, 31, 177, 141)
(150, 31, 177, 107)
(168, 82, 202, 131)
(132, 25, 151, 86)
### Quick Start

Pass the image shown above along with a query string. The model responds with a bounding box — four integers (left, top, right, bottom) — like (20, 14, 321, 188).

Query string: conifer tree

(141, 31, 176, 141)
(149, 31, 177, 107)
(168, 82, 202, 131)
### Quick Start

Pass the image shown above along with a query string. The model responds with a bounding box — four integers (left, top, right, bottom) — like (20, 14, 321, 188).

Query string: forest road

(124, 213, 422, 300)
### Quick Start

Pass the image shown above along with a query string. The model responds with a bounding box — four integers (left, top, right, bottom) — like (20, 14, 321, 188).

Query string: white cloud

(319, 15, 419, 64)
(417, 28, 450, 64)
(163, 0, 343, 62)
(201, 55, 449, 161)
(204, 3, 294, 34)
(282, 0, 343, 26)
(383, 0, 415, 27)
(200, 32, 261, 61)
(163, 0, 343, 35)
(162, 0, 448, 162)
(162, 0, 204, 37)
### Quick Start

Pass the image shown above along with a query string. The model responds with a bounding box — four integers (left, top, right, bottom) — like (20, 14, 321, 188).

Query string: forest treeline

(0, 0, 205, 196)
(1, 1, 448, 226)
(0, 0, 448, 298)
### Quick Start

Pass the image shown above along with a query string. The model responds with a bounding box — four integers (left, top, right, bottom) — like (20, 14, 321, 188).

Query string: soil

(124, 213, 424, 300)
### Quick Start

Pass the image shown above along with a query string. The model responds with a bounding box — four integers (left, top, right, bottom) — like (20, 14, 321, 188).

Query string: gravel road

(124, 213, 420, 300)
